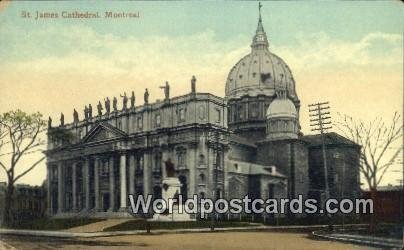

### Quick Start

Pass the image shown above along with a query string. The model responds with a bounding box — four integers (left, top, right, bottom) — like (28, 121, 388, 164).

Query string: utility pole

(211, 130, 220, 230)
(309, 102, 332, 230)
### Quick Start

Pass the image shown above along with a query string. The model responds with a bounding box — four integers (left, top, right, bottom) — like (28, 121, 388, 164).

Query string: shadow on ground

(1, 235, 149, 248)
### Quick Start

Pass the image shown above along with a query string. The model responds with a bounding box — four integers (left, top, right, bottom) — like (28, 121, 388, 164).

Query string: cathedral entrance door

(103, 193, 110, 212)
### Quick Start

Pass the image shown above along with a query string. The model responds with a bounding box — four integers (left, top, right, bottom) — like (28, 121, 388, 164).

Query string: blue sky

(0, 1, 402, 61)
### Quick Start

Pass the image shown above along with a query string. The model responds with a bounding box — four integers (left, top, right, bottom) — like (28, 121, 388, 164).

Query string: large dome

(225, 13, 297, 100)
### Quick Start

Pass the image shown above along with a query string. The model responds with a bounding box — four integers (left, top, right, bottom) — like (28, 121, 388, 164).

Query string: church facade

(45, 11, 361, 218)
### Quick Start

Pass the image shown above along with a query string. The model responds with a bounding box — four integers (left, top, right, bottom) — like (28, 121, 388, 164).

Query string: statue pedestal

(149, 177, 195, 222)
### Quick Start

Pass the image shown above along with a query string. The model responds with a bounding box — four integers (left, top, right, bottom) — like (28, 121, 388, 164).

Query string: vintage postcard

(0, 1, 402, 249)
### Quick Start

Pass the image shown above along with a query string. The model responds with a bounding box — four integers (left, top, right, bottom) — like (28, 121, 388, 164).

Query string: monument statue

(120, 92, 128, 110)
(160, 81, 170, 100)
(104, 97, 111, 114)
(60, 113, 64, 126)
(113, 97, 118, 112)
(88, 104, 93, 118)
(73, 109, 79, 123)
(165, 158, 176, 178)
(144, 88, 149, 104)
(97, 101, 103, 116)
(48, 116, 52, 128)
(130, 91, 135, 108)
(191, 75, 196, 93)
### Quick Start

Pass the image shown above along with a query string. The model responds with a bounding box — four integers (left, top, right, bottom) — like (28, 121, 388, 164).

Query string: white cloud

(273, 32, 402, 71)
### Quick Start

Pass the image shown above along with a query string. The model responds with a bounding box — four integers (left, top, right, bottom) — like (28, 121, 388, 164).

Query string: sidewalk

(0, 224, 362, 239)
(313, 230, 403, 249)
(0, 239, 17, 250)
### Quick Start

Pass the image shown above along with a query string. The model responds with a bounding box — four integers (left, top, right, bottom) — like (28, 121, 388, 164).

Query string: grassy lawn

(5, 218, 104, 231)
(103, 220, 254, 232)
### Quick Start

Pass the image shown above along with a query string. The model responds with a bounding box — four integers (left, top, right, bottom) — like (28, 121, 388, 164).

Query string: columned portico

(57, 162, 64, 213)
(143, 152, 152, 197)
(94, 157, 100, 211)
(46, 164, 52, 216)
(108, 156, 115, 212)
(72, 162, 77, 212)
(129, 154, 136, 196)
(119, 152, 127, 211)
(84, 158, 90, 210)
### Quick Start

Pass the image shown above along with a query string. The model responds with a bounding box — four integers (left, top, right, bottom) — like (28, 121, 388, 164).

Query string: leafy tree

(0, 110, 46, 227)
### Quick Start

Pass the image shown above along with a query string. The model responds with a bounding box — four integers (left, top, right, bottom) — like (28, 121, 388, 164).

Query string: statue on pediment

(113, 97, 118, 112)
(104, 97, 111, 114)
(97, 101, 103, 116)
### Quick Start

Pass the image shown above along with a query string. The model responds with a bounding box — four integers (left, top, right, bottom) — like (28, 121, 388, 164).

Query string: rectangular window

(179, 108, 186, 122)
(177, 149, 187, 169)
(215, 108, 221, 123)
(137, 116, 143, 129)
(155, 114, 161, 127)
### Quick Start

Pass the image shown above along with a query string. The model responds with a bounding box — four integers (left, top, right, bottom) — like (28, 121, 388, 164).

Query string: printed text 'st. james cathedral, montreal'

(45, 8, 361, 217)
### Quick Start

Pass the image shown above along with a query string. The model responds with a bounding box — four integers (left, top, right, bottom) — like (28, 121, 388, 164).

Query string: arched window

(176, 147, 187, 169)
(198, 154, 205, 165)
(199, 173, 205, 183)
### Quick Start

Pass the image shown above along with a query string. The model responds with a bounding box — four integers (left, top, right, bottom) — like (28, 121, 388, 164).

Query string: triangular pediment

(81, 122, 126, 144)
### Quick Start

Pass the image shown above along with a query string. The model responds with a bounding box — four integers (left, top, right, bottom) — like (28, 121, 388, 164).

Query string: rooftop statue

(97, 101, 103, 116)
(144, 88, 149, 104)
(113, 97, 118, 112)
(73, 109, 79, 123)
(120, 92, 128, 110)
(104, 97, 111, 114)
(160, 81, 170, 100)
(130, 91, 135, 109)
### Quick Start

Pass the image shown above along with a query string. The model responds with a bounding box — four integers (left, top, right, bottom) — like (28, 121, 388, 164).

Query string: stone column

(84, 158, 90, 210)
(161, 150, 168, 179)
(119, 153, 127, 210)
(46, 164, 52, 216)
(129, 154, 136, 196)
(188, 146, 196, 195)
(72, 162, 77, 212)
(143, 152, 151, 196)
(57, 162, 64, 213)
(94, 157, 100, 211)
(108, 156, 115, 212)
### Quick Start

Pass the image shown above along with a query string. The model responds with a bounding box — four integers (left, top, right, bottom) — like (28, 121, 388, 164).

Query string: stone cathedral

(45, 10, 361, 218)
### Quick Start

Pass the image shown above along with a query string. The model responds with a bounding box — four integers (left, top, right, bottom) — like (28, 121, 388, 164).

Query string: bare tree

(0, 110, 46, 227)
(336, 112, 402, 192)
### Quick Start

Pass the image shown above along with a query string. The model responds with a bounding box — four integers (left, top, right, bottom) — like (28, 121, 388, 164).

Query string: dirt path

(64, 219, 133, 233)
(1, 232, 376, 250)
